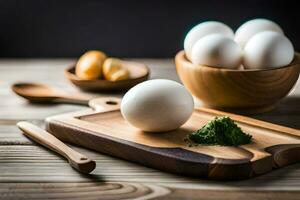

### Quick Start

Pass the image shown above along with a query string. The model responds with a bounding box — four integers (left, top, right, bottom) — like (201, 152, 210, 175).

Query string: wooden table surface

(0, 59, 300, 200)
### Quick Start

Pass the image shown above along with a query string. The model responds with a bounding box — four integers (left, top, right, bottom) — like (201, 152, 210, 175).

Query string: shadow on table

(78, 173, 104, 182)
(198, 163, 300, 188)
(251, 96, 300, 129)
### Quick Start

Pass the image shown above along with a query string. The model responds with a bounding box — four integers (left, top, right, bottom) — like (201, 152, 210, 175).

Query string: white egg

(243, 31, 294, 69)
(191, 34, 242, 68)
(235, 18, 283, 48)
(184, 21, 234, 60)
(121, 79, 194, 132)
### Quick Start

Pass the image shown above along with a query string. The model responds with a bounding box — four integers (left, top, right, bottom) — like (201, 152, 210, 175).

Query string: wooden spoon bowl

(12, 83, 62, 103)
(12, 82, 91, 105)
(175, 50, 300, 113)
(65, 60, 149, 92)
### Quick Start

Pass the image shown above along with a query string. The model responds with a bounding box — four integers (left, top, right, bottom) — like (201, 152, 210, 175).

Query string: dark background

(0, 0, 298, 58)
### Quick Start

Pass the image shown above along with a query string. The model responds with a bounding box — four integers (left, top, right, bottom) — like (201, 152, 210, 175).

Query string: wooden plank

(160, 189, 300, 200)
(0, 182, 169, 200)
(0, 182, 299, 200)
(0, 145, 300, 191)
(0, 120, 43, 145)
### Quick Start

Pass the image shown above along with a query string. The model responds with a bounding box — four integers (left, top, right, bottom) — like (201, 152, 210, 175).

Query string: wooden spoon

(12, 82, 91, 105)
(17, 121, 96, 174)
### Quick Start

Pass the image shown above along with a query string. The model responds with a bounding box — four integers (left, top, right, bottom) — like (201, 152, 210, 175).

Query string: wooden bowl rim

(65, 61, 150, 84)
(176, 50, 300, 72)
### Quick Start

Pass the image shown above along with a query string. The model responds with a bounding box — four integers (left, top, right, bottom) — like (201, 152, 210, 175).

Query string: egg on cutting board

(121, 79, 194, 132)
(184, 21, 234, 60)
(191, 34, 242, 68)
(235, 18, 284, 48)
(243, 31, 294, 69)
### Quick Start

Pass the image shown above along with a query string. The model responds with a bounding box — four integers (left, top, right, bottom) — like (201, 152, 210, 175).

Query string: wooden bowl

(65, 60, 149, 92)
(175, 50, 300, 113)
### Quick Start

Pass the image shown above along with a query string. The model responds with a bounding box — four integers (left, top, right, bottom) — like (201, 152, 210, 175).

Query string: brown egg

(75, 51, 107, 80)
(103, 58, 130, 81)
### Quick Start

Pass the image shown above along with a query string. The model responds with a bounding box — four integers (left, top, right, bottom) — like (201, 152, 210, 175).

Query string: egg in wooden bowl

(175, 50, 300, 113)
(65, 51, 149, 92)
(178, 19, 300, 113)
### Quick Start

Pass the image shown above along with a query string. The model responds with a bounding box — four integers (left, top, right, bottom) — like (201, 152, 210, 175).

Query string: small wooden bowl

(65, 60, 149, 92)
(175, 50, 300, 113)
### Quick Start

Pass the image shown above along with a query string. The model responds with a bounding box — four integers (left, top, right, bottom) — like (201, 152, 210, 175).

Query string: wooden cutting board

(45, 98, 300, 180)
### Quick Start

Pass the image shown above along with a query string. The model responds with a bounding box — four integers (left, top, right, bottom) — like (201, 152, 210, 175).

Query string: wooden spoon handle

(17, 121, 96, 174)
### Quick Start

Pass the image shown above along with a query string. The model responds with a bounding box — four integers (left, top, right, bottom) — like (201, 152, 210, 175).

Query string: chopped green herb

(187, 116, 252, 146)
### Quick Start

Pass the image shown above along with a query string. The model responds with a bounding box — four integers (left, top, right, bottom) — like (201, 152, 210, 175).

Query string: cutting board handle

(265, 144, 300, 168)
(89, 97, 121, 112)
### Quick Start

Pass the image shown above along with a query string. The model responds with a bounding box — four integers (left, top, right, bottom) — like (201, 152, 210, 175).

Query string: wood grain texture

(0, 182, 170, 200)
(175, 51, 300, 113)
(1, 145, 300, 187)
(46, 101, 300, 179)
(1, 59, 300, 199)
(1, 182, 300, 200)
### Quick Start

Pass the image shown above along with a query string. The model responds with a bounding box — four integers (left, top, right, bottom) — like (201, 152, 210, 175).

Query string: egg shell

(243, 31, 294, 69)
(121, 79, 194, 132)
(184, 21, 234, 60)
(235, 18, 283, 48)
(191, 34, 242, 69)
(75, 51, 107, 80)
